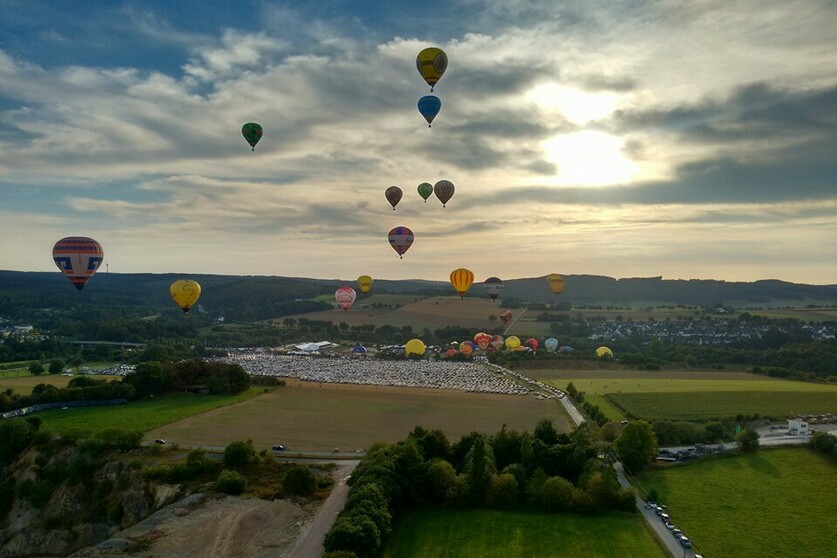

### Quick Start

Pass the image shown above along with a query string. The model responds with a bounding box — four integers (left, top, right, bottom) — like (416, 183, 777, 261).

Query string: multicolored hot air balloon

(499, 310, 513, 327)
(388, 226, 414, 259)
(335, 287, 357, 312)
(405, 338, 426, 357)
(596, 346, 614, 358)
(170, 279, 201, 316)
(52, 237, 104, 292)
(385, 186, 403, 210)
(483, 277, 504, 301)
(241, 122, 263, 151)
(474, 332, 492, 350)
(416, 47, 448, 91)
(357, 275, 373, 294)
(490, 335, 504, 351)
(450, 268, 474, 298)
(544, 337, 559, 352)
(417, 182, 433, 202)
(459, 341, 474, 356)
(547, 273, 565, 296)
(434, 179, 455, 207)
(525, 338, 539, 352)
(417, 95, 441, 127)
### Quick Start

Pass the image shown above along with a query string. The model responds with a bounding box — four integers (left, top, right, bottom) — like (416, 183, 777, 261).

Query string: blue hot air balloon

(417, 95, 442, 127)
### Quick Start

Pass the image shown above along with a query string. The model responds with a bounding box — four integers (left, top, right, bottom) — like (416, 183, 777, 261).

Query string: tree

(215, 469, 247, 495)
(485, 473, 518, 508)
(464, 435, 495, 506)
(735, 428, 760, 453)
(224, 439, 257, 468)
(283, 466, 317, 497)
(48, 358, 65, 374)
(614, 420, 658, 472)
(539, 475, 575, 512)
(28, 361, 44, 376)
(534, 419, 559, 446)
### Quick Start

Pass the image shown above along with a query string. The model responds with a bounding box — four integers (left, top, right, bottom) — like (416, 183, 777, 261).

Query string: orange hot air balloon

(449, 268, 474, 298)
(474, 332, 491, 350)
(547, 273, 565, 296)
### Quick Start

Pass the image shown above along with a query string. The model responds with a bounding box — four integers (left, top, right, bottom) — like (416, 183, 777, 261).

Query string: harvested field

(149, 379, 571, 451)
(1, 374, 122, 393)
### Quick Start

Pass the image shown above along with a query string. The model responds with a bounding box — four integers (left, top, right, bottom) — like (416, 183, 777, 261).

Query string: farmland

(518, 367, 837, 421)
(636, 448, 837, 558)
(380, 508, 667, 558)
(1, 373, 122, 393)
(148, 379, 571, 451)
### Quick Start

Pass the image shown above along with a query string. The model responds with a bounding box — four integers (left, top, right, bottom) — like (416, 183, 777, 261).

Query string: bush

(283, 466, 317, 497)
(223, 440, 257, 469)
(215, 469, 247, 495)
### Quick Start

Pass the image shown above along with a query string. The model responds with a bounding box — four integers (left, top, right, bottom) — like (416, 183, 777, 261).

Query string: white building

(787, 419, 810, 436)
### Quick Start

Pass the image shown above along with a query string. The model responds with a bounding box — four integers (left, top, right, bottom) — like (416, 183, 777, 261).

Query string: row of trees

(123, 360, 250, 397)
(324, 421, 635, 558)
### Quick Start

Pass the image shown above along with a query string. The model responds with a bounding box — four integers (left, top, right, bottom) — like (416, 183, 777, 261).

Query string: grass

(33, 387, 264, 436)
(380, 508, 668, 558)
(636, 448, 837, 558)
(584, 394, 626, 421)
(148, 380, 572, 452)
(607, 391, 837, 420)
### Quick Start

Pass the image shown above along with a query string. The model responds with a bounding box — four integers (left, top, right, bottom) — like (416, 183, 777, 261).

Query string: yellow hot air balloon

(547, 273, 565, 296)
(357, 275, 373, 294)
(416, 47, 448, 91)
(504, 336, 521, 350)
(450, 268, 474, 298)
(170, 279, 201, 316)
(405, 338, 426, 357)
(596, 346, 614, 358)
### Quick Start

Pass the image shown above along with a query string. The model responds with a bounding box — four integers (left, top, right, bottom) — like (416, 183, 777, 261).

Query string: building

(787, 419, 810, 436)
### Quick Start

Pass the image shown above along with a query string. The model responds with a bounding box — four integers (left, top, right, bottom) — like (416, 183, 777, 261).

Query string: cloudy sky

(1, 0, 835, 285)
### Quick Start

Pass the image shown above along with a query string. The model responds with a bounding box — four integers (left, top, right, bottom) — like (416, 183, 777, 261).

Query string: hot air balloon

(52, 237, 104, 292)
(525, 338, 539, 352)
(442, 348, 458, 359)
(560, 345, 574, 353)
(385, 186, 403, 210)
(357, 275, 373, 294)
(490, 335, 504, 351)
(459, 341, 474, 356)
(596, 346, 614, 358)
(388, 226, 414, 259)
(474, 332, 492, 350)
(483, 277, 504, 301)
(405, 338, 426, 357)
(416, 47, 448, 91)
(450, 268, 474, 298)
(434, 179, 455, 207)
(417, 182, 433, 202)
(335, 287, 357, 312)
(499, 310, 513, 327)
(170, 279, 201, 316)
(505, 336, 521, 350)
(241, 122, 263, 151)
(417, 95, 441, 127)
(352, 345, 368, 354)
(544, 337, 559, 352)
(547, 273, 565, 296)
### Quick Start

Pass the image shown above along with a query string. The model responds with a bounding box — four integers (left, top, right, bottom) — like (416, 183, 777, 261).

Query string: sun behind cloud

(540, 130, 639, 186)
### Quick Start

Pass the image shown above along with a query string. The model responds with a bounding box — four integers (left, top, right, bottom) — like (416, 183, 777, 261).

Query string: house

(787, 419, 809, 436)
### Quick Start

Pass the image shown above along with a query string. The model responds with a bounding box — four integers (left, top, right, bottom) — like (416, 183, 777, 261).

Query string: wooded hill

(1, 270, 835, 323)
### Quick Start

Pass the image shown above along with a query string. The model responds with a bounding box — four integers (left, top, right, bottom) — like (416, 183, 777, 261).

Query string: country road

(287, 460, 359, 558)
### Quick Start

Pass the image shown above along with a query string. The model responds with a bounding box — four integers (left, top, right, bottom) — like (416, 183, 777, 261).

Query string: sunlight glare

(541, 131, 639, 186)
(525, 83, 619, 125)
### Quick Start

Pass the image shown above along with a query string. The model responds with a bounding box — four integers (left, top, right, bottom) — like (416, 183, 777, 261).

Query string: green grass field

(33, 387, 263, 436)
(636, 448, 837, 558)
(608, 391, 837, 420)
(520, 368, 837, 421)
(380, 508, 667, 558)
(148, 380, 571, 451)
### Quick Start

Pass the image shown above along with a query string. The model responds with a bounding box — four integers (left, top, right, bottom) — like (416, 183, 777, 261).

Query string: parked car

(680, 537, 692, 548)
(271, 444, 287, 451)
(154, 438, 166, 445)
(645, 500, 657, 509)
(660, 513, 670, 523)
(332, 447, 340, 453)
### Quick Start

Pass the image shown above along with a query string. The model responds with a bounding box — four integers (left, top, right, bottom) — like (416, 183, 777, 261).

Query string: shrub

(215, 469, 247, 495)
(223, 440, 257, 469)
(283, 466, 317, 497)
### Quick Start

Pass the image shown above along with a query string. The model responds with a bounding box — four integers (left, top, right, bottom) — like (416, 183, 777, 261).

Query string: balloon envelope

(483, 277, 504, 301)
(434, 180, 455, 207)
(170, 279, 201, 315)
(417, 182, 433, 202)
(450, 268, 474, 298)
(52, 237, 104, 291)
(417, 95, 441, 126)
(596, 346, 614, 358)
(405, 338, 426, 356)
(490, 335, 504, 351)
(416, 47, 448, 91)
(352, 345, 368, 354)
(459, 342, 474, 356)
(474, 332, 492, 350)
(547, 273, 565, 296)
(388, 226, 414, 258)
(544, 337, 559, 352)
(335, 287, 357, 312)
(499, 310, 513, 327)
(385, 186, 403, 210)
(357, 275, 373, 294)
(505, 336, 521, 350)
(241, 122, 263, 151)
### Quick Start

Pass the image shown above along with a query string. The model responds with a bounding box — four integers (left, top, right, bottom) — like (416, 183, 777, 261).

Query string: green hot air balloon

(417, 182, 433, 202)
(241, 122, 263, 151)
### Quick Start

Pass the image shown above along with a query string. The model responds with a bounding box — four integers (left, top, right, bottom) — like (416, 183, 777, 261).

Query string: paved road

(557, 393, 585, 426)
(288, 460, 359, 558)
